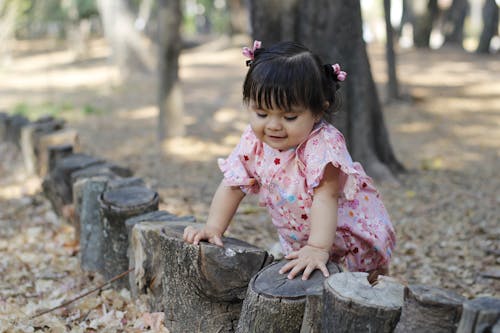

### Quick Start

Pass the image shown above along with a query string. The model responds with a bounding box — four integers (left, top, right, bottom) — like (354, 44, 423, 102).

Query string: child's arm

(279, 163, 340, 280)
(183, 181, 246, 247)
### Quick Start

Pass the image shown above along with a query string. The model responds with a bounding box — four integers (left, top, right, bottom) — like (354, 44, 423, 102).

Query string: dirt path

(0, 38, 499, 329)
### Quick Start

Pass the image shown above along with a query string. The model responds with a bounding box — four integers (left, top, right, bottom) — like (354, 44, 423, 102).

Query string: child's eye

(256, 112, 267, 118)
(284, 115, 298, 121)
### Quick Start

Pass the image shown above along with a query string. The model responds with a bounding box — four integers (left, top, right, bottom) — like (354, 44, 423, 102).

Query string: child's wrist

(306, 242, 331, 254)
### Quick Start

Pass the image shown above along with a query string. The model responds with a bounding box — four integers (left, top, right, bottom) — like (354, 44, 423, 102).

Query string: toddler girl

(184, 41, 396, 281)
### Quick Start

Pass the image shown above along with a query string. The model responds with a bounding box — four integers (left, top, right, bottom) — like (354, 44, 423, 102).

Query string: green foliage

(11, 101, 101, 120)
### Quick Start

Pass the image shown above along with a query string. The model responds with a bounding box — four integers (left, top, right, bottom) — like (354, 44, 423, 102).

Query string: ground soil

(0, 37, 499, 329)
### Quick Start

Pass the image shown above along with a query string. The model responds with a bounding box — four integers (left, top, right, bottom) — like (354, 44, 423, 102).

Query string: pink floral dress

(218, 121, 396, 272)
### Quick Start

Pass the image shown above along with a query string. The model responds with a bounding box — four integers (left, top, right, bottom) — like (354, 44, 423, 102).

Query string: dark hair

(242, 41, 341, 117)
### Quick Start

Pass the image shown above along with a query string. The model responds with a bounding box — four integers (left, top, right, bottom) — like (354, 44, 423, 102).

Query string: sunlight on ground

(161, 136, 233, 162)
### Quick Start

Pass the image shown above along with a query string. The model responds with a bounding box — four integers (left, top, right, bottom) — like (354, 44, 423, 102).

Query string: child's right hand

(183, 225, 224, 247)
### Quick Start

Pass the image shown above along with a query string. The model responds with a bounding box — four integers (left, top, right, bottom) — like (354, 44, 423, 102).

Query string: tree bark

(227, 0, 250, 36)
(5, 114, 29, 147)
(236, 260, 341, 333)
(411, 0, 439, 48)
(442, 0, 469, 47)
(321, 272, 404, 333)
(157, 0, 185, 142)
(98, 185, 159, 289)
(394, 284, 465, 333)
(131, 220, 273, 332)
(384, 0, 400, 101)
(476, 0, 499, 54)
(456, 297, 500, 333)
(96, 0, 156, 76)
(248, 0, 404, 181)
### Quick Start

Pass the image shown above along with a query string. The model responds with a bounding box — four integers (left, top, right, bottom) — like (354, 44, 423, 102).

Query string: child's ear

(323, 101, 330, 110)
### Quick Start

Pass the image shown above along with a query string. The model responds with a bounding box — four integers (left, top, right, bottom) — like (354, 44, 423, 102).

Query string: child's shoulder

(303, 121, 347, 150)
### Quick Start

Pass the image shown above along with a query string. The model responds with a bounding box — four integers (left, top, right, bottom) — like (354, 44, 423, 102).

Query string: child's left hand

(279, 245, 330, 280)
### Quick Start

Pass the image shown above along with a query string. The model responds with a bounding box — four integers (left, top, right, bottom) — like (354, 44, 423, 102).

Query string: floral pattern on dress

(218, 121, 396, 272)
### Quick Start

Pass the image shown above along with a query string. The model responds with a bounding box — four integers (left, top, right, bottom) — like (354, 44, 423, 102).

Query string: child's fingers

(278, 260, 296, 275)
(193, 232, 205, 245)
(183, 226, 195, 243)
(301, 265, 315, 280)
(287, 263, 306, 280)
(285, 251, 299, 259)
(319, 263, 330, 278)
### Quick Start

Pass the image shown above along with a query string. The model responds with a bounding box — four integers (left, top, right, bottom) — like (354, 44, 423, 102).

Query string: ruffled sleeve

(300, 123, 365, 200)
(217, 126, 261, 194)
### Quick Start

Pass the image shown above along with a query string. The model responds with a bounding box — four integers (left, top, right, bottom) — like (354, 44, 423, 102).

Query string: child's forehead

(249, 100, 308, 113)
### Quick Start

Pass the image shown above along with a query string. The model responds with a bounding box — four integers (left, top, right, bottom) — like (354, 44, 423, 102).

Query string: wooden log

(456, 297, 500, 333)
(394, 284, 465, 333)
(236, 260, 341, 333)
(98, 186, 159, 289)
(47, 144, 74, 174)
(300, 284, 324, 333)
(42, 153, 104, 216)
(0, 112, 8, 141)
(37, 128, 79, 176)
(79, 175, 144, 273)
(125, 210, 196, 297)
(321, 272, 404, 333)
(20, 118, 64, 174)
(6, 114, 29, 146)
(130, 220, 273, 333)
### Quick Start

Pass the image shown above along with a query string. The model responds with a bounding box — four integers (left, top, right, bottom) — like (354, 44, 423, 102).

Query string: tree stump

(42, 153, 104, 216)
(456, 297, 500, 333)
(321, 272, 404, 333)
(37, 128, 80, 176)
(394, 284, 465, 333)
(301, 284, 325, 333)
(125, 210, 196, 297)
(5, 114, 29, 146)
(46, 144, 74, 175)
(236, 260, 341, 333)
(98, 186, 159, 289)
(0, 112, 8, 141)
(78, 175, 113, 273)
(20, 118, 64, 175)
(130, 220, 273, 333)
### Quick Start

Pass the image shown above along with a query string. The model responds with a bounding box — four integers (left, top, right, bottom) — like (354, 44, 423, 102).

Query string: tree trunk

(131, 220, 273, 332)
(476, 0, 499, 54)
(157, 0, 185, 142)
(248, 0, 404, 181)
(411, 0, 439, 48)
(321, 272, 404, 333)
(394, 284, 465, 333)
(456, 297, 500, 333)
(236, 260, 341, 333)
(442, 0, 469, 47)
(227, 0, 250, 36)
(384, 0, 400, 101)
(96, 0, 156, 76)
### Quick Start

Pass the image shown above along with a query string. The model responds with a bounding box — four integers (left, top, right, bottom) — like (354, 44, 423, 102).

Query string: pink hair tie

(332, 63, 347, 81)
(243, 40, 262, 66)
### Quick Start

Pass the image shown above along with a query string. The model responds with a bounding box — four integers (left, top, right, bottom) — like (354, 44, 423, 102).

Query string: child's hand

(183, 225, 224, 247)
(279, 245, 330, 280)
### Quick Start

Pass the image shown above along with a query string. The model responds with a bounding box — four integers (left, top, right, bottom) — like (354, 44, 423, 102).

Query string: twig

(30, 267, 134, 319)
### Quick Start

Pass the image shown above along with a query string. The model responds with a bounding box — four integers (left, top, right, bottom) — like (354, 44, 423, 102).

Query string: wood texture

(131, 220, 272, 332)
(237, 260, 341, 333)
(99, 186, 159, 289)
(321, 272, 404, 333)
(394, 284, 465, 333)
(37, 128, 80, 176)
(456, 297, 500, 333)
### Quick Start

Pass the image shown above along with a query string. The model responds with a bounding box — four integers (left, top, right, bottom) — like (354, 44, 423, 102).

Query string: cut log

(47, 144, 74, 175)
(131, 220, 273, 333)
(6, 114, 29, 146)
(42, 153, 104, 216)
(79, 175, 113, 273)
(456, 297, 500, 333)
(321, 272, 404, 333)
(20, 118, 64, 175)
(37, 128, 80, 176)
(394, 284, 465, 333)
(0, 112, 9, 141)
(98, 186, 159, 289)
(237, 260, 341, 333)
(125, 210, 196, 297)
(301, 283, 325, 333)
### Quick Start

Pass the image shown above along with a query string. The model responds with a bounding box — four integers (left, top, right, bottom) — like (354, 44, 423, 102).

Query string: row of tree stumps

(1, 111, 499, 333)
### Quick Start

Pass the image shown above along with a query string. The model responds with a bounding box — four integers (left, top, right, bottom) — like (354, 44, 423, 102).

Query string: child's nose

(266, 117, 282, 131)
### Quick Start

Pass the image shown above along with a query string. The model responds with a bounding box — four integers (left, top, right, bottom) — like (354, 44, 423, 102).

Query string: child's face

(249, 102, 320, 151)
